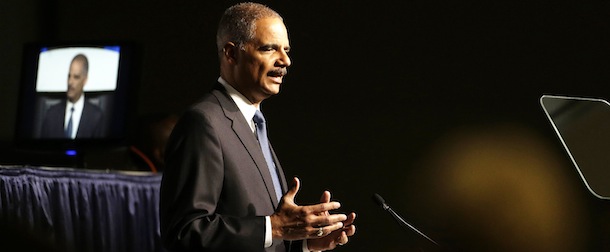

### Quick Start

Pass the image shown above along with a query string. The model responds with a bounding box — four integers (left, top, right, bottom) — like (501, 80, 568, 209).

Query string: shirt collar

(67, 93, 85, 111)
(218, 77, 259, 132)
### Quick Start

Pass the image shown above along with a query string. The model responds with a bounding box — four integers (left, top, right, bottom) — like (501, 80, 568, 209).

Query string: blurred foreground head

(409, 123, 590, 251)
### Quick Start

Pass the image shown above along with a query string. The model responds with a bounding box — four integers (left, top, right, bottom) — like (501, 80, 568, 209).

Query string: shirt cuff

(303, 240, 311, 252)
(265, 216, 272, 248)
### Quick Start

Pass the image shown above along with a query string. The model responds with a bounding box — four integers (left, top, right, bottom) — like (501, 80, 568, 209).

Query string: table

(0, 166, 165, 252)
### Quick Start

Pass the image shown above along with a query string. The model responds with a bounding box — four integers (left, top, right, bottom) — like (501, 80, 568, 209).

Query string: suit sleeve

(159, 109, 267, 251)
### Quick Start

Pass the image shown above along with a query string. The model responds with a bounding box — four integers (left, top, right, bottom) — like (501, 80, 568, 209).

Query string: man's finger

(282, 177, 300, 204)
(344, 224, 356, 236)
(309, 213, 347, 228)
(336, 231, 349, 245)
(318, 191, 331, 216)
(310, 221, 344, 238)
(344, 212, 356, 226)
(305, 201, 341, 215)
(319, 190, 330, 204)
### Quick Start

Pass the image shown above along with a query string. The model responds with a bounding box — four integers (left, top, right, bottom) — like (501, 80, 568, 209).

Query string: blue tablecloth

(0, 166, 165, 252)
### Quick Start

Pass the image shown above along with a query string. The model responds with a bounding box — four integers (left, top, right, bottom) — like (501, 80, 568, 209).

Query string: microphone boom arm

(373, 193, 440, 247)
(388, 207, 439, 246)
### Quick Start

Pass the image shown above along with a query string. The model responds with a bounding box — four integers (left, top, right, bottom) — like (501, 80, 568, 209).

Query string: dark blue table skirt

(0, 166, 165, 252)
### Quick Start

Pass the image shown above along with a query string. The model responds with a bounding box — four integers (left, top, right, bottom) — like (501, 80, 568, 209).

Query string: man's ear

(223, 42, 238, 64)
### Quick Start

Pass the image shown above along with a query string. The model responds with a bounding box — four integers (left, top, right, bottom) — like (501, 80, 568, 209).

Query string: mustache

(268, 68, 288, 77)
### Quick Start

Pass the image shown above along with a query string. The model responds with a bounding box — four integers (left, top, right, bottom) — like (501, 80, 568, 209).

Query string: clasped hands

(270, 177, 357, 251)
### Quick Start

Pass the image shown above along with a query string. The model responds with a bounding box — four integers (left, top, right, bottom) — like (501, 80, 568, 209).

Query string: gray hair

(216, 2, 283, 55)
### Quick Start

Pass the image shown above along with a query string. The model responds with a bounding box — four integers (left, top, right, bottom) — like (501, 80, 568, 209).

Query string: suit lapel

(212, 84, 282, 207)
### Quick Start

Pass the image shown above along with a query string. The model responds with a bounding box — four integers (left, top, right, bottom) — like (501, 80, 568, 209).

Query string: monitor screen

(15, 42, 139, 151)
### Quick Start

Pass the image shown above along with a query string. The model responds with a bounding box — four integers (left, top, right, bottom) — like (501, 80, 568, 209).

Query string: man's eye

(261, 46, 274, 51)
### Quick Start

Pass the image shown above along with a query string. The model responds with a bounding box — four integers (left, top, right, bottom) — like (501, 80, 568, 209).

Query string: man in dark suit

(40, 54, 104, 139)
(160, 3, 356, 252)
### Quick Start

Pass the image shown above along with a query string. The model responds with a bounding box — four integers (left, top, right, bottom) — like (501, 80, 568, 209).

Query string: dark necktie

(65, 106, 74, 138)
(253, 110, 283, 201)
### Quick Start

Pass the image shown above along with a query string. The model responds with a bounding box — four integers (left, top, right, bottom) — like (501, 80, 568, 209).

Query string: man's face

(67, 60, 87, 103)
(233, 17, 291, 104)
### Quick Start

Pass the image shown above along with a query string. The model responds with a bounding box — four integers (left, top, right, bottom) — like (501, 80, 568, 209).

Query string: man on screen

(40, 54, 105, 139)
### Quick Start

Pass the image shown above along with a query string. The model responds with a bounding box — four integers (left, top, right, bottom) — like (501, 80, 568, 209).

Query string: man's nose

(278, 49, 291, 67)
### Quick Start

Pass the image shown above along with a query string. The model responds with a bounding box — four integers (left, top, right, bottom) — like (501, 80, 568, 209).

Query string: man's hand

(270, 177, 348, 241)
(306, 191, 357, 251)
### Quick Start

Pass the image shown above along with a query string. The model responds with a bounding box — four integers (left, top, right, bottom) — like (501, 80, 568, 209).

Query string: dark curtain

(0, 166, 165, 252)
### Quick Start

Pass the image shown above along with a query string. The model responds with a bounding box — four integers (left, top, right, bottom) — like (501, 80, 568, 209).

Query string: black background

(1, 0, 610, 251)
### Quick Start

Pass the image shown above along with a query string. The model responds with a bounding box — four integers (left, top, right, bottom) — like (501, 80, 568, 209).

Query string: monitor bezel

(14, 41, 140, 153)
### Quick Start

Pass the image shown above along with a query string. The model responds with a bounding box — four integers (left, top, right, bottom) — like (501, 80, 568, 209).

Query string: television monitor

(14, 42, 139, 159)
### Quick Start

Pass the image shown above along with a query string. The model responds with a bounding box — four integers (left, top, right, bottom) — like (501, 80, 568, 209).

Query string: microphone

(372, 193, 440, 247)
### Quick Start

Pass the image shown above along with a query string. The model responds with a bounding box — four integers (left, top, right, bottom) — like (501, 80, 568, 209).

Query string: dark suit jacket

(40, 99, 105, 138)
(160, 84, 302, 252)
